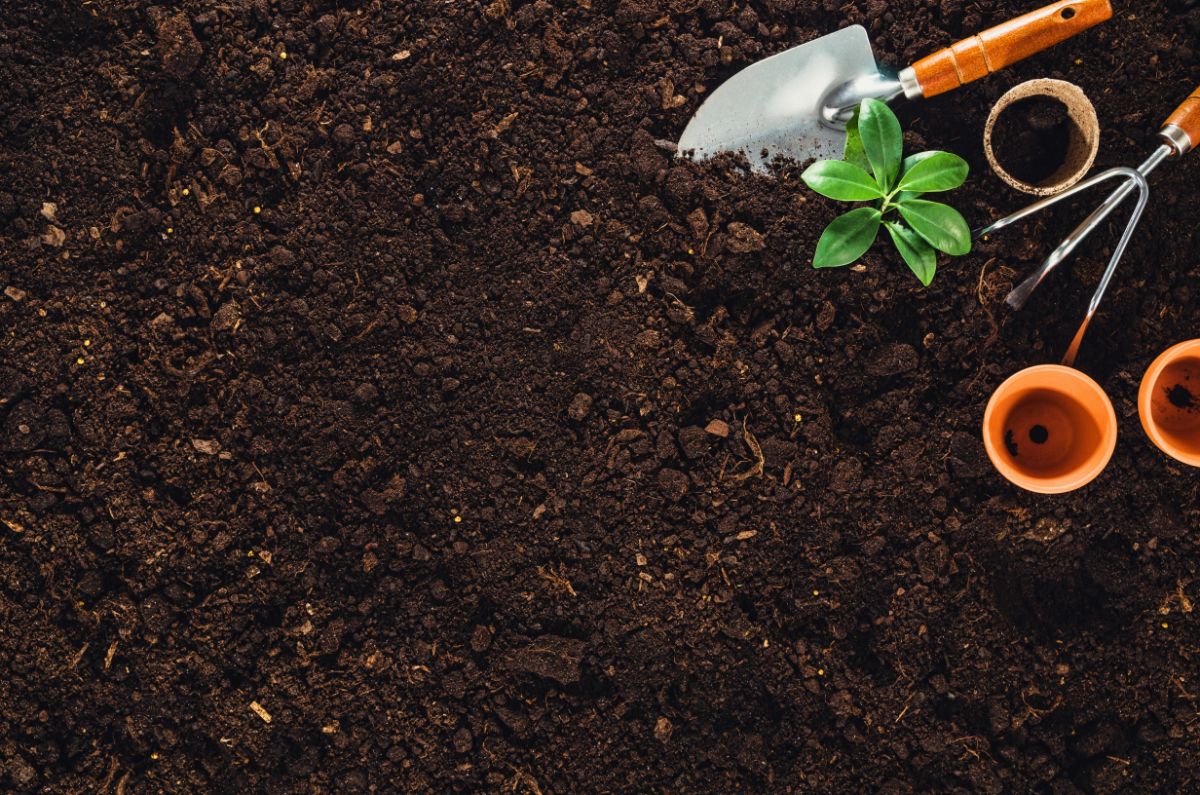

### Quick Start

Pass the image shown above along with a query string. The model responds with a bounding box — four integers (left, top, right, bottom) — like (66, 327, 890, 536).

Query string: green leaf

(813, 207, 882, 268)
(843, 108, 870, 171)
(858, 98, 903, 191)
(896, 154, 937, 201)
(897, 151, 969, 193)
(886, 222, 937, 286)
(896, 199, 971, 256)
(801, 160, 883, 201)
(900, 151, 937, 175)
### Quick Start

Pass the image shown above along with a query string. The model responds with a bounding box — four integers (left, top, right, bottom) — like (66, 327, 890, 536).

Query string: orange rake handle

(1162, 86, 1200, 155)
(905, 0, 1112, 99)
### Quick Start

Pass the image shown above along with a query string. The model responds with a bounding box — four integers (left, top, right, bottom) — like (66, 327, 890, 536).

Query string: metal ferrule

(819, 73, 905, 128)
(1159, 124, 1193, 156)
(898, 67, 923, 100)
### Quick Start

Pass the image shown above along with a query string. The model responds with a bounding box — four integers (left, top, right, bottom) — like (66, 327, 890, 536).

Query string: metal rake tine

(972, 165, 1138, 241)
(1061, 168, 1152, 366)
(978, 166, 1149, 310)
(1005, 148, 1174, 309)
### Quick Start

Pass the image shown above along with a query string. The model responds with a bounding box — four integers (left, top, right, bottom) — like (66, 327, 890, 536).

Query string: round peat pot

(983, 365, 1117, 494)
(1139, 339, 1200, 467)
(984, 79, 1100, 196)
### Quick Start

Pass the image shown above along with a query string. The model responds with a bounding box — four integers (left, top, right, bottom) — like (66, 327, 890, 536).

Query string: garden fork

(975, 85, 1200, 365)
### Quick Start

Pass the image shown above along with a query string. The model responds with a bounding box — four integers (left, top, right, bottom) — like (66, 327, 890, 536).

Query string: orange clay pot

(1139, 339, 1200, 467)
(983, 365, 1117, 494)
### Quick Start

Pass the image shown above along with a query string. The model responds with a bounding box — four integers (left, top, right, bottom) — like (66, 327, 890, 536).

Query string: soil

(3, 1, 1200, 793)
(1167, 384, 1195, 410)
(991, 96, 1074, 185)
(1029, 424, 1050, 445)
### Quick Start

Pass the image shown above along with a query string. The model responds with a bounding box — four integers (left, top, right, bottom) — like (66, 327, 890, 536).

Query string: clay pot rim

(983, 364, 1117, 494)
(1139, 339, 1200, 468)
(984, 78, 1101, 197)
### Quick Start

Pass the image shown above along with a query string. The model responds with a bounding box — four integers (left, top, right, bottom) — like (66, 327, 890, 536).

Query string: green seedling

(801, 98, 971, 286)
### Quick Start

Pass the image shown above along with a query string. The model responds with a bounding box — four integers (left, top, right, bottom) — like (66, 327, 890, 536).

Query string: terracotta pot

(983, 364, 1117, 493)
(1139, 339, 1200, 467)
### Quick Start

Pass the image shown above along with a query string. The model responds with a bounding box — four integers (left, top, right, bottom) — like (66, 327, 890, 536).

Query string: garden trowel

(678, 0, 1111, 172)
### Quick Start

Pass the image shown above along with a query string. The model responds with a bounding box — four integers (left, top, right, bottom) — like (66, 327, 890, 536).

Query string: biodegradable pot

(984, 79, 1101, 196)
(983, 365, 1117, 494)
(1139, 339, 1200, 467)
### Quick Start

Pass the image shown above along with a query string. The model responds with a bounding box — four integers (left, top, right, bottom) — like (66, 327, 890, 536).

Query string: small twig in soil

(505, 768, 544, 794)
(976, 257, 999, 346)
(253, 124, 282, 171)
(701, 223, 717, 257)
(354, 318, 381, 340)
(98, 757, 119, 792)
(730, 420, 764, 481)
(537, 564, 577, 597)
(217, 261, 239, 292)
(1178, 580, 1194, 614)
(249, 700, 273, 723)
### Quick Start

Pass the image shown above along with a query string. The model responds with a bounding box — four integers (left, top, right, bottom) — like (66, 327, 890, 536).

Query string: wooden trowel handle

(904, 0, 1112, 99)
(1161, 86, 1200, 156)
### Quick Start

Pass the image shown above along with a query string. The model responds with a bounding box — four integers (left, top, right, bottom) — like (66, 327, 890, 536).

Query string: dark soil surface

(3, 1, 1200, 793)
(992, 96, 1074, 185)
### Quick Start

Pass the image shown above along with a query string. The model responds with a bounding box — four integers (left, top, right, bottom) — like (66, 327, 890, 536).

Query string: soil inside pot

(991, 96, 1075, 185)
(1167, 384, 1196, 409)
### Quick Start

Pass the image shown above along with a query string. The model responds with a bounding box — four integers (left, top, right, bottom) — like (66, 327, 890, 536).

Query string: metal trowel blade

(677, 26, 879, 173)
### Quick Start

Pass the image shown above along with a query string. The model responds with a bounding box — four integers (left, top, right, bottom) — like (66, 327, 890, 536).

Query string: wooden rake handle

(1162, 86, 1200, 155)
(905, 0, 1112, 99)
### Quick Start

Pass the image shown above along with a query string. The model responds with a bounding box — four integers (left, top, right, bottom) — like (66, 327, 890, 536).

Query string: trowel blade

(678, 25, 879, 173)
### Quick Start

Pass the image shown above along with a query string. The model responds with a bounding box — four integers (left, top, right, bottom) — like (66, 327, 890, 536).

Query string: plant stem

(880, 185, 904, 214)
